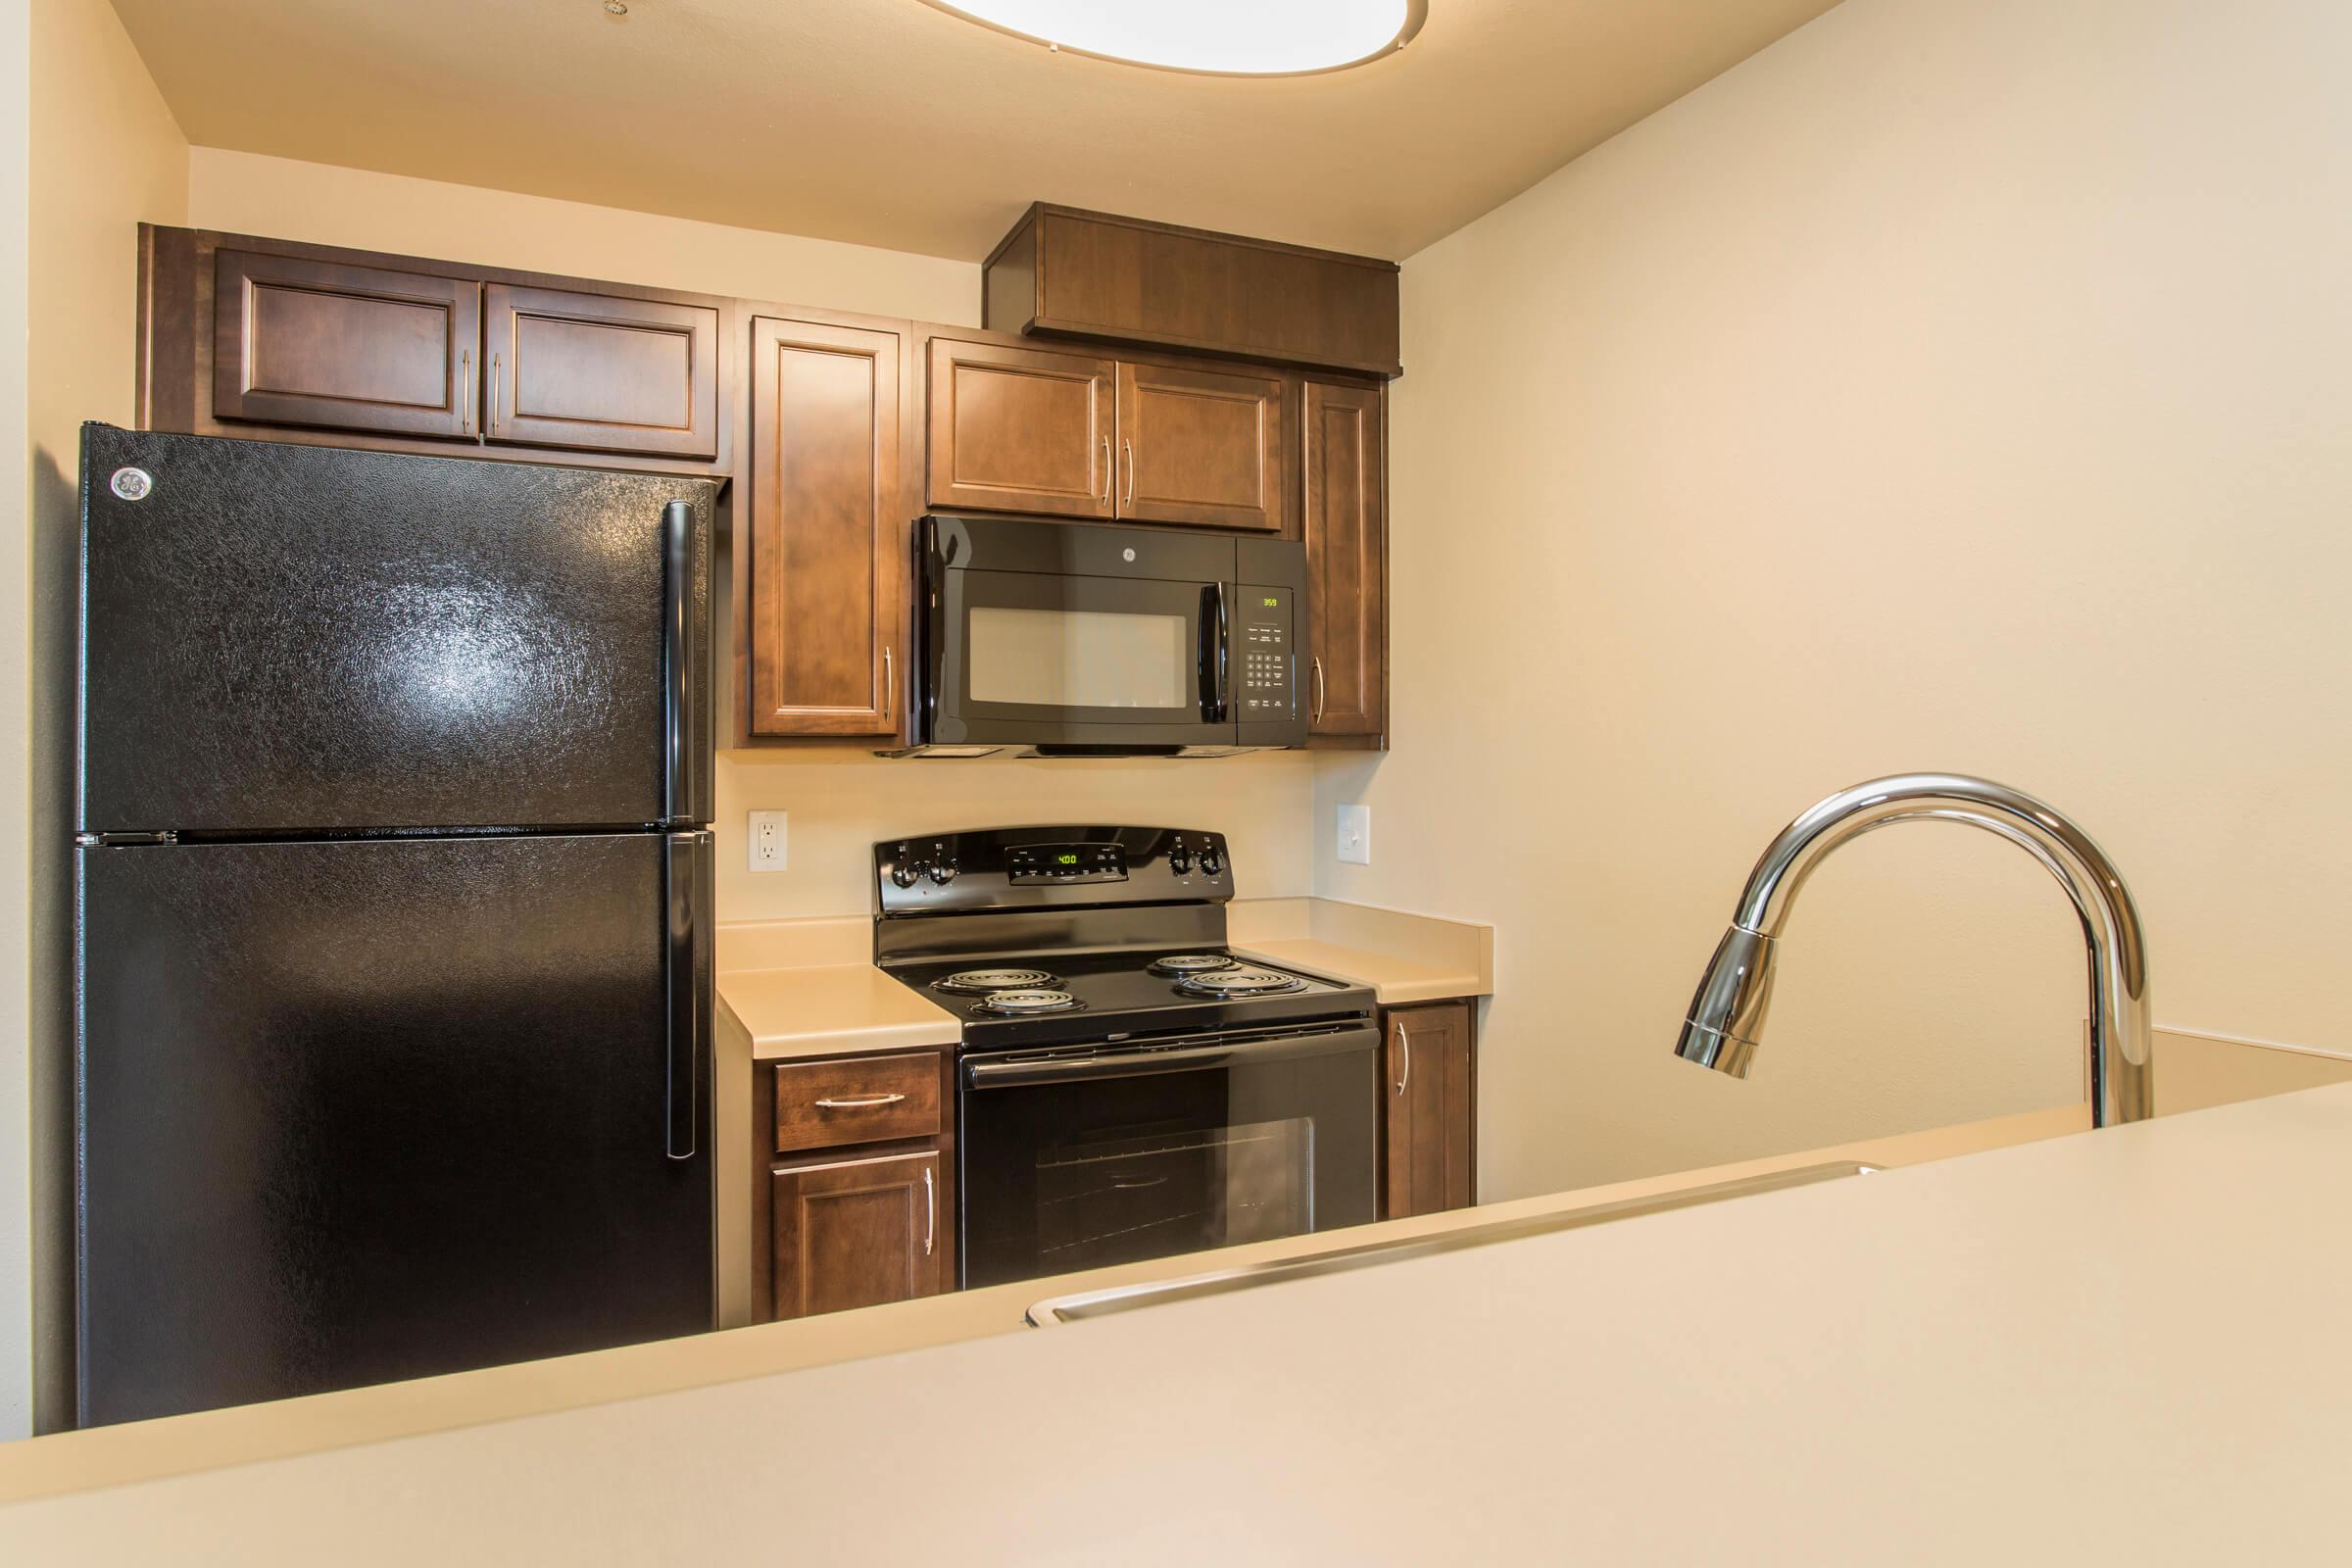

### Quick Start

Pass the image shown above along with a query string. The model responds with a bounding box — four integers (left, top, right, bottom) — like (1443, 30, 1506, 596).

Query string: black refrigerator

(74, 424, 718, 1428)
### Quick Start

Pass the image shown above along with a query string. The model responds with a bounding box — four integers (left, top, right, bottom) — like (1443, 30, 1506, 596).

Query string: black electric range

(873, 826, 1382, 1289)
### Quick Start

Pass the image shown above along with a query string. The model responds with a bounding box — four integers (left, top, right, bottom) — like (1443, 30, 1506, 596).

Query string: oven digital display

(1008, 844, 1128, 885)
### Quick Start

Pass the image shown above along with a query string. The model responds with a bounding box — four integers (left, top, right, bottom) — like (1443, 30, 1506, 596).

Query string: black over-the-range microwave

(892, 514, 1308, 758)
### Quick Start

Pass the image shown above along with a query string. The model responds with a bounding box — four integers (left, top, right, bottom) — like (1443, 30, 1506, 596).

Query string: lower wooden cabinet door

(770, 1151, 946, 1320)
(1383, 1001, 1476, 1220)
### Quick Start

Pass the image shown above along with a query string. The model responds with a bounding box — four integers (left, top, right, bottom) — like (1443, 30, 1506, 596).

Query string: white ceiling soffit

(113, 0, 1842, 262)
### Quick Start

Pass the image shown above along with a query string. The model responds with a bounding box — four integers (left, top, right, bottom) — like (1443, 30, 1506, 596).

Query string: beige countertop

(718, 962, 959, 1062)
(0, 1101, 2081, 1518)
(9, 1087, 2349, 1560)
(714, 897, 1494, 1060)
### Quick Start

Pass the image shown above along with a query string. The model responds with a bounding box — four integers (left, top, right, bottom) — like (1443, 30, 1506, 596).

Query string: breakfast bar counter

(10, 1085, 2348, 1560)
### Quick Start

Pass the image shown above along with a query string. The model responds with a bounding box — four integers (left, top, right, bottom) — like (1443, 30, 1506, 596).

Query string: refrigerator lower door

(76, 832, 714, 1427)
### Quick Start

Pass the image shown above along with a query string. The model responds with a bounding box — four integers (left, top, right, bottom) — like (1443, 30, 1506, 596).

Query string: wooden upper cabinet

(484, 284, 720, 460)
(1114, 362, 1285, 531)
(925, 338, 1114, 518)
(769, 1151, 945, 1321)
(985, 206, 1402, 378)
(1384, 1002, 1475, 1221)
(1303, 380, 1388, 741)
(748, 316, 905, 737)
(213, 249, 481, 440)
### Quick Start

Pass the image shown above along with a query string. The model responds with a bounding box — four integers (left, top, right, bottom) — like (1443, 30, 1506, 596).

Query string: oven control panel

(877, 826, 1230, 915)
(1235, 585, 1296, 721)
(1007, 843, 1128, 885)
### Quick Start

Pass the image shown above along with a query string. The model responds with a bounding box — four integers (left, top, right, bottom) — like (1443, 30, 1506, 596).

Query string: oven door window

(948, 568, 1211, 728)
(959, 1032, 1379, 1290)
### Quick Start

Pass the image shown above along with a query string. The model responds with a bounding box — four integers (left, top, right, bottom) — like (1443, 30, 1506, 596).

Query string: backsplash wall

(715, 751, 1317, 922)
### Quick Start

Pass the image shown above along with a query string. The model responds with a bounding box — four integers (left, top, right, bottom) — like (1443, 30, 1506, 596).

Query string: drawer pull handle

(813, 1093, 907, 1110)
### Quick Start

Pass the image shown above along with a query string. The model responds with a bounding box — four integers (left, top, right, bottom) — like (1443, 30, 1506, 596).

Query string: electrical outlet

(748, 810, 788, 872)
(1337, 805, 1371, 865)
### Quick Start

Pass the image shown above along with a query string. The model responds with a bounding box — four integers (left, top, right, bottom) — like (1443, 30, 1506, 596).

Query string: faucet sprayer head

(1673, 924, 1776, 1078)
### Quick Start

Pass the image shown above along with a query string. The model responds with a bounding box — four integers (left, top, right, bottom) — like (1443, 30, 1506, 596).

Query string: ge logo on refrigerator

(109, 467, 153, 502)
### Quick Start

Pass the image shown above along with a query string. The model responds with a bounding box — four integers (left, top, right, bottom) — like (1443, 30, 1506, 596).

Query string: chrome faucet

(1673, 773, 2153, 1126)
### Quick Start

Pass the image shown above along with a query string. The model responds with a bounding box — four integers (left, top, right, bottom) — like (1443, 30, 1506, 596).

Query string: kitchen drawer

(772, 1052, 942, 1153)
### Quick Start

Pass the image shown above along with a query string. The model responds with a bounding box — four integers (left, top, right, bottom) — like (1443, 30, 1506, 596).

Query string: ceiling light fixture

(919, 1, 1426, 77)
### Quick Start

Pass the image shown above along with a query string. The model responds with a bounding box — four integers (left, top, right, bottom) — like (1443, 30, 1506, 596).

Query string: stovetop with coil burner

(873, 826, 1373, 1050)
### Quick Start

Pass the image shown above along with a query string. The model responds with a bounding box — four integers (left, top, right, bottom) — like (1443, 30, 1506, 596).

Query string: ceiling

(112, 0, 1842, 263)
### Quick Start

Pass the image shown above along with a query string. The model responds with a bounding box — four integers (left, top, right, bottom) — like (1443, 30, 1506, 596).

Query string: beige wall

(1, 0, 32, 1447)
(1322, 0, 2352, 1200)
(18, 0, 188, 1438)
(716, 753, 1316, 920)
(187, 148, 978, 326)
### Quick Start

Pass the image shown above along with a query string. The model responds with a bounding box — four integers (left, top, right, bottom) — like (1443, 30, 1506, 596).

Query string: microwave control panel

(1236, 586, 1297, 720)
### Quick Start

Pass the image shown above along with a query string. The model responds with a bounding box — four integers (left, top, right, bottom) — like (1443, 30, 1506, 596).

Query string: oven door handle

(963, 1026, 1374, 1091)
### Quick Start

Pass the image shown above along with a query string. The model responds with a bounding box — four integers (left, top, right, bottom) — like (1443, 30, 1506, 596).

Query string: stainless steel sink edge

(1024, 1160, 1883, 1327)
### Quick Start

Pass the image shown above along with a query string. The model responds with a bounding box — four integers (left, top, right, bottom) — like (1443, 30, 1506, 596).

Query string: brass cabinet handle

(1100, 436, 1111, 504)
(458, 349, 471, 432)
(489, 352, 502, 433)
(1395, 1023, 1411, 1097)
(1312, 656, 1327, 723)
(922, 1166, 936, 1257)
(882, 646, 895, 720)
(812, 1093, 906, 1110)
(1122, 438, 1135, 508)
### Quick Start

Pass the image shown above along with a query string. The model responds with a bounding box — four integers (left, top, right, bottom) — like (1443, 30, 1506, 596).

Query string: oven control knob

(1200, 848, 1223, 877)
(926, 860, 958, 886)
(1168, 848, 1192, 876)
(891, 861, 924, 889)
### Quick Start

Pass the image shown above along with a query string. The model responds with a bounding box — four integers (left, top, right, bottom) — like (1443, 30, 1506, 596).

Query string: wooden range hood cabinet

(982, 204, 1403, 379)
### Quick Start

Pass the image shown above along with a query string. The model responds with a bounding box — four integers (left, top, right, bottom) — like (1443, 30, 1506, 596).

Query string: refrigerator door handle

(662, 503, 706, 827)
(663, 830, 710, 1160)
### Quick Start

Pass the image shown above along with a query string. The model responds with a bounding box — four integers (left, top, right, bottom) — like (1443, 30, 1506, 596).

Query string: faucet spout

(1673, 773, 2154, 1126)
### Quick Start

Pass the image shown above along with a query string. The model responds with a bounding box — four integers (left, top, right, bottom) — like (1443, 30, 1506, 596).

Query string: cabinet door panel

(1383, 1002, 1474, 1220)
(771, 1152, 944, 1321)
(748, 317, 905, 736)
(1115, 362, 1284, 531)
(926, 338, 1114, 517)
(485, 284, 720, 459)
(213, 250, 479, 440)
(1304, 380, 1388, 740)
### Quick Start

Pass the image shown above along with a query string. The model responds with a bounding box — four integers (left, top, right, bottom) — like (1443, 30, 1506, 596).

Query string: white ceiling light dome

(921, 0, 1427, 77)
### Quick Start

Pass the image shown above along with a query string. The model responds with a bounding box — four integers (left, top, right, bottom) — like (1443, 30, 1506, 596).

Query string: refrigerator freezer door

(76, 832, 715, 1426)
(78, 425, 714, 835)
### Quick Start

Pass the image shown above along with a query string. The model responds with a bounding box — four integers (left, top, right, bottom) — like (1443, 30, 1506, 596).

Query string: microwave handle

(1200, 583, 1230, 722)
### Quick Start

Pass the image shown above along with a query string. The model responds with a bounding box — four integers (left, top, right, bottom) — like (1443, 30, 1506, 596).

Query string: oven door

(957, 1022, 1380, 1290)
(928, 565, 1233, 749)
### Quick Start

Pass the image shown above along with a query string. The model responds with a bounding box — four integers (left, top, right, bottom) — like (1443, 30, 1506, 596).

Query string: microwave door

(932, 567, 1236, 748)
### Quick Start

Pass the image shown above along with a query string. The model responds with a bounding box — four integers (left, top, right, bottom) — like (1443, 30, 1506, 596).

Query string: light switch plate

(1337, 805, 1371, 865)
(748, 810, 788, 872)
